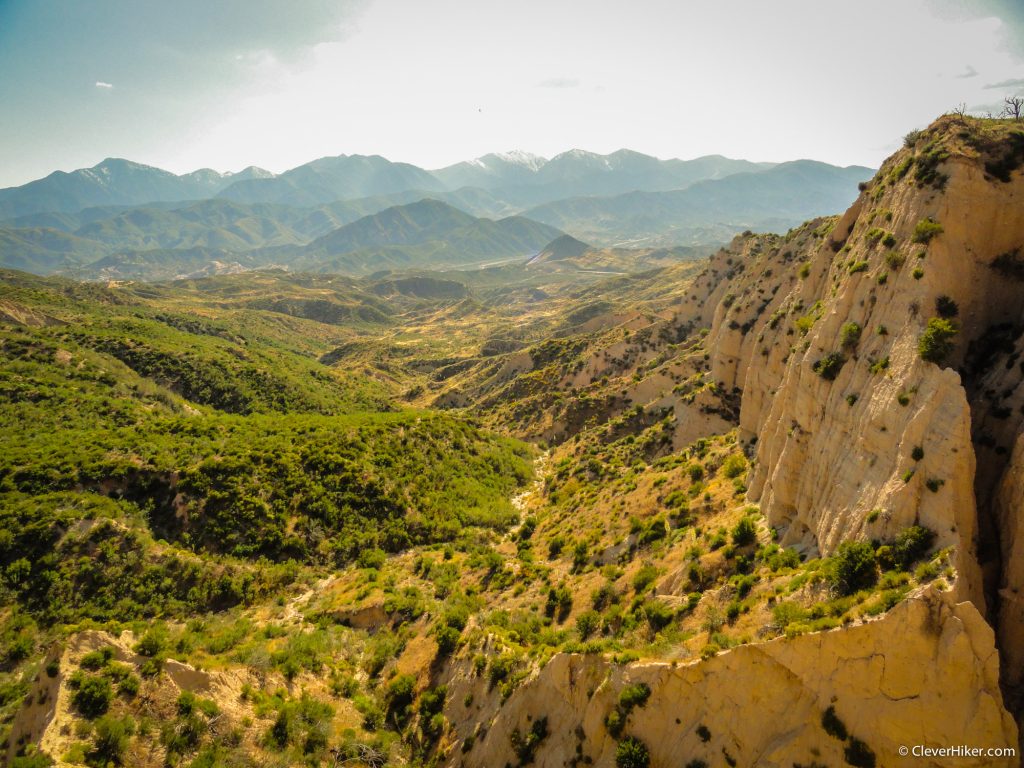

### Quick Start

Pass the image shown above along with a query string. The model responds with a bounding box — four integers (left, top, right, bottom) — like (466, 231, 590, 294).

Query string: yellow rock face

(449, 592, 1018, 768)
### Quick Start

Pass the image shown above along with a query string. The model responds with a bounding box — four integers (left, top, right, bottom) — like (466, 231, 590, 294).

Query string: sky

(1, 0, 1024, 187)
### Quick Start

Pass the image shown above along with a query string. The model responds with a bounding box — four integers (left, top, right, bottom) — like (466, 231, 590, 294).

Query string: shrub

(615, 736, 651, 768)
(839, 322, 862, 349)
(885, 251, 906, 270)
(798, 262, 811, 279)
(918, 318, 959, 363)
(643, 600, 675, 631)
(912, 267, 925, 280)
(721, 454, 747, 479)
(385, 674, 417, 723)
(632, 565, 659, 594)
(638, 518, 667, 546)
(357, 548, 387, 569)
(772, 601, 807, 630)
(828, 541, 877, 596)
(134, 628, 166, 658)
(80, 648, 114, 671)
(71, 673, 113, 719)
(864, 228, 887, 246)
(572, 541, 589, 572)
(511, 716, 549, 764)
(576, 610, 601, 640)
(912, 218, 943, 244)
(911, 446, 924, 461)
(267, 694, 334, 752)
(618, 682, 651, 711)
(592, 582, 619, 611)
(547, 536, 565, 558)
(848, 261, 869, 274)
(868, 356, 889, 375)
(731, 517, 757, 547)
(10, 755, 54, 768)
(813, 353, 846, 380)
(545, 584, 573, 621)
(433, 623, 461, 656)
(892, 526, 936, 570)
(88, 715, 135, 766)
(605, 707, 625, 738)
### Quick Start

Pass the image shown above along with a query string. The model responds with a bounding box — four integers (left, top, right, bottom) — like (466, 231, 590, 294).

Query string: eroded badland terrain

(3, 115, 1024, 767)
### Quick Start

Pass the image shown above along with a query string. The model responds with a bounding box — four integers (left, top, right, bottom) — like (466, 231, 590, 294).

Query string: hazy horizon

(2, 0, 1024, 187)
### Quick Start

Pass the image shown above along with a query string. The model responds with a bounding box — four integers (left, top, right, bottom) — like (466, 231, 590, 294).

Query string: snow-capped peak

(489, 150, 547, 170)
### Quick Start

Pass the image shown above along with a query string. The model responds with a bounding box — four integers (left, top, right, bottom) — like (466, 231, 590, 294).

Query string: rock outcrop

(449, 591, 1017, 768)
(447, 116, 1024, 765)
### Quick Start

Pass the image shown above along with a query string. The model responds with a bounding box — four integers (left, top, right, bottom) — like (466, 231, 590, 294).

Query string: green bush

(885, 251, 906, 270)
(266, 694, 333, 753)
(576, 610, 601, 640)
(643, 600, 675, 631)
(892, 526, 936, 570)
(547, 536, 565, 559)
(385, 674, 417, 723)
(88, 715, 135, 767)
(615, 736, 650, 768)
(545, 585, 573, 621)
(511, 716, 549, 764)
(813, 353, 846, 381)
(433, 623, 461, 656)
(839, 322, 862, 349)
(731, 517, 757, 547)
(912, 218, 943, 244)
(918, 318, 959, 363)
(827, 541, 877, 596)
(357, 548, 387, 569)
(618, 683, 651, 711)
(70, 673, 113, 719)
(134, 628, 166, 658)
(721, 454, 747, 479)
(11, 755, 55, 768)
(632, 565, 659, 594)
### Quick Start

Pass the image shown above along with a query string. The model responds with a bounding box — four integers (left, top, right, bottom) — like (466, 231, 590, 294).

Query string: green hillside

(0, 271, 535, 609)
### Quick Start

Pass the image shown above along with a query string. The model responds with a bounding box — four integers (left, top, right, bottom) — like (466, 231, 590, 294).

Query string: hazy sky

(2, 0, 1024, 187)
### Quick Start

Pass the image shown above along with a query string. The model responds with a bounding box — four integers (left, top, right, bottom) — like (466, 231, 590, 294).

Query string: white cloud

(95, 81, 114, 89)
(984, 77, 1024, 88)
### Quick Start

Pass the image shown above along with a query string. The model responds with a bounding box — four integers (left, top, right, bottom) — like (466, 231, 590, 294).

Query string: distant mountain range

(524, 160, 875, 246)
(0, 159, 273, 220)
(0, 148, 874, 280)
